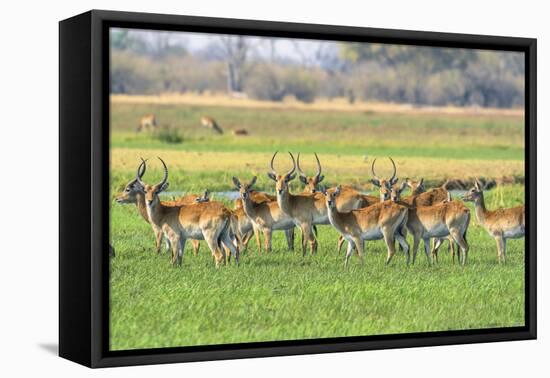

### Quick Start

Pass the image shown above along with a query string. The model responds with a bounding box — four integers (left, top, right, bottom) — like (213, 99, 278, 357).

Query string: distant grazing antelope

(200, 116, 223, 134)
(233, 176, 296, 253)
(321, 186, 409, 267)
(390, 183, 470, 265)
(232, 129, 249, 136)
(134, 158, 238, 267)
(137, 114, 158, 132)
(463, 180, 525, 263)
(115, 159, 203, 256)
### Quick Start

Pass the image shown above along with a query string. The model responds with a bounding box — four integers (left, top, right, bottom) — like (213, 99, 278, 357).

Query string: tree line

(110, 30, 524, 108)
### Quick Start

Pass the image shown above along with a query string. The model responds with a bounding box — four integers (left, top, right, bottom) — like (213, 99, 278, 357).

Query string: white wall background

(0, 0, 546, 376)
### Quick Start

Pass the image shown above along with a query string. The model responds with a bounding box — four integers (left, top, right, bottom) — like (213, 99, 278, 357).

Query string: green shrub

(153, 127, 183, 144)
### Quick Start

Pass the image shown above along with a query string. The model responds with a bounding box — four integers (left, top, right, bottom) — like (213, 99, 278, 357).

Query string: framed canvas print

(59, 10, 537, 368)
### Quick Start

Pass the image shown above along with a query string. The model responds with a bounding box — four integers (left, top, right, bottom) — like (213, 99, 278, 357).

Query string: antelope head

(390, 181, 408, 202)
(297, 152, 324, 193)
(320, 185, 341, 210)
(115, 158, 148, 204)
(405, 177, 425, 195)
(232, 176, 257, 200)
(134, 157, 170, 207)
(462, 179, 483, 202)
(267, 151, 297, 195)
(370, 157, 398, 201)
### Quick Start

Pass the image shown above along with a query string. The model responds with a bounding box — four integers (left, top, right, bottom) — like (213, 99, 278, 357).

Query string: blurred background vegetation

(110, 29, 524, 108)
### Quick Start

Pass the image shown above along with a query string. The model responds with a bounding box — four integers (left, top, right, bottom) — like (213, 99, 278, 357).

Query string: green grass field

(109, 99, 525, 351)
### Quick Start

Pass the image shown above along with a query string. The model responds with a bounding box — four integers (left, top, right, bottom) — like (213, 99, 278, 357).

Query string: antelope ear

(299, 175, 308, 184)
(474, 179, 481, 190)
(250, 176, 257, 187)
(319, 185, 327, 195)
(287, 173, 296, 182)
(371, 178, 381, 187)
(419, 178, 424, 186)
(317, 175, 325, 183)
(390, 177, 399, 186)
(399, 181, 407, 192)
(267, 172, 277, 181)
(232, 177, 241, 189)
(335, 185, 342, 196)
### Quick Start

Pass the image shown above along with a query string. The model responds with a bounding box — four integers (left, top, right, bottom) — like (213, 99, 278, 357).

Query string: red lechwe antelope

(404, 178, 426, 196)
(268, 152, 334, 256)
(232, 176, 296, 253)
(392, 178, 456, 262)
(370, 157, 399, 201)
(462, 180, 525, 263)
(134, 158, 238, 267)
(234, 188, 295, 253)
(200, 116, 223, 134)
(321, 186, 409, 267)
(390, 183, 471, 265)
(115, 159, 205, 256)
(296, 153, 380, 253)
(137, 114, 158, 132)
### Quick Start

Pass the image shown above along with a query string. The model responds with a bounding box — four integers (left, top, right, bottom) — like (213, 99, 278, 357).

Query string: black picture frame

(59, 9, 537, 368)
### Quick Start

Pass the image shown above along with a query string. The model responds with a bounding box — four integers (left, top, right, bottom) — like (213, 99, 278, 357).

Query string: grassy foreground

(109, 185, 525, 351)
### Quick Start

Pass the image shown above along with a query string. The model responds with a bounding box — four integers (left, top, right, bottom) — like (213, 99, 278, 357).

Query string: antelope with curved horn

(115, 159, 202, 256)
(268, 152, 331, 256)
(134, 158, 238, 267)
(232, 176, 296, 253)
(297, 152, 325, 194)
(297, 153, 379, 208)
(370, 157, 399, 201)
(390, 182, 471, 265)
(462, 179, 525, 264)
(321, 186, 409, 267)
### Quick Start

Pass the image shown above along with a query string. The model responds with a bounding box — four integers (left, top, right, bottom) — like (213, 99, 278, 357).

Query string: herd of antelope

(115, 152, 525, 268)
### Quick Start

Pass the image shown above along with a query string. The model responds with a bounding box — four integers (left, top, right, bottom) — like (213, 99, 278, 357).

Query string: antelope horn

(136, 159, 146, 187)
(269, 151, 278, 176)
(314, 152, 322, 179)
(157, 157, 169, 188)
(388, 157, 397, 182)
(296, 153, 307, 177)
(371, 158, 380, 181)
(138, 157, 148, 178)
(287, 152, 297, 177)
